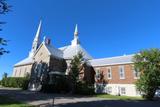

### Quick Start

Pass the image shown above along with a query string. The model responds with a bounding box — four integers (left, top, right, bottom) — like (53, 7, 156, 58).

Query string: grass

(0, 95, 34, 107)
(94, 94, 143, 100)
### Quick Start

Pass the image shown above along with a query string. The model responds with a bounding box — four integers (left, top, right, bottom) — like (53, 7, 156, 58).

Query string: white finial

(43, 36, 46, 42)
(71, 24, 80, 46)
(74, 24, 78, 37)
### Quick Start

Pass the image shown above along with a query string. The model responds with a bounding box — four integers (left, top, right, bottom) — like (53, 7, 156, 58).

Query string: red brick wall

(94, 64, 137, 84)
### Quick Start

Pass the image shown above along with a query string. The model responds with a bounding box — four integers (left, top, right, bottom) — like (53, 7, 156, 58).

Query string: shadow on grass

(0, 95, 34, 107)
(0, 95, 20, 104)
(55, 99, 160, 107)
(0, 88, 93, 102)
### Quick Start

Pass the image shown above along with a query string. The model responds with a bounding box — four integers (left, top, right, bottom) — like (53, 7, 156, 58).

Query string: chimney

(45, 38, 51, 45)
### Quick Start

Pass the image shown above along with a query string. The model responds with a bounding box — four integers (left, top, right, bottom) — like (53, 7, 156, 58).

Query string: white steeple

(71, 24, 80, 46)
(29, 20, 42, 57)
(74, 24, 78, 38)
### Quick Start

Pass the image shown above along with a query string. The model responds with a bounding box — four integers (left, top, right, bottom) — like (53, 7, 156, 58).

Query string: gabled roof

(14, 57, 33, 67)
(89, 54, 134, 67)
(59, 44, 93, 60)
(14, 42, 63, 67)
(44, 43, 63, 58)
(33, 42, 63, 59)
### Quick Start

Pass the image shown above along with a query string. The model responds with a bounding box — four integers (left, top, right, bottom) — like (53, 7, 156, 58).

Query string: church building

(12, 21, 140, 96)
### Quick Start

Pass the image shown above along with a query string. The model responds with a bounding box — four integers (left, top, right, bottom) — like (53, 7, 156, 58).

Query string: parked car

(155, 89, 160, 97)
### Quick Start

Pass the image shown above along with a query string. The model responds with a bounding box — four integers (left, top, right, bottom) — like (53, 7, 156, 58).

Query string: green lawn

(0, 95, 34, 107)
(94, 94, 143, 100)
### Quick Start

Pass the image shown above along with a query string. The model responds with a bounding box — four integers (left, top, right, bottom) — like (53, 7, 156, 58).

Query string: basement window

(107, 87, 112, 94)
(120, 87, 126, 95)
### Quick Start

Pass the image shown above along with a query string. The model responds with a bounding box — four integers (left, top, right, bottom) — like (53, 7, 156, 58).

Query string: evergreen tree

(69, 52, 84, 93)
(70, 52, 83, 82)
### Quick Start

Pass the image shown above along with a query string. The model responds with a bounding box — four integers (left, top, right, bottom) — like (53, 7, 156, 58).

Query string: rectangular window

(24, 67, 27, 76)
(133, 70, 140, 79)
(136, 89, 140, 95)
(132, 65, 140, 79)
(14, 69, 17, 77)
(107, 86, 112, 94)
(120, 87, 126, 95)
(95, 68, 100, 79)
(107, 67, 112, 79)
(119, 66, 125, 79)
(19, 68, 22, 77)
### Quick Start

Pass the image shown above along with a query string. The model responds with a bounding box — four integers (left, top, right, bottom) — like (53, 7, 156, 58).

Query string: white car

(155, 89, 160, 97)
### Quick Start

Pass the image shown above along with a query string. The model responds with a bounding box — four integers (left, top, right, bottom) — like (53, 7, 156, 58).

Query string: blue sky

(0, 0, 160, 78)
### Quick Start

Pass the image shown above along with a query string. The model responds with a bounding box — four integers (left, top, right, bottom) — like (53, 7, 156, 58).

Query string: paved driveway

(0, 88, 160, 107)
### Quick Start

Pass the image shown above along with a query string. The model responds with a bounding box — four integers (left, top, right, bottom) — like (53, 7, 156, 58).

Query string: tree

(69, 52, 95, 95)
(133, 48, 160, 100)
(0, 0, 10, 56)
(70, 52, 83, 82)
(0, 0, 10, 14)
(95, 70, 108, 93)
(69, 52, 84, 93)
(2, 72, 7, 79)
(0, 38, 9, 55)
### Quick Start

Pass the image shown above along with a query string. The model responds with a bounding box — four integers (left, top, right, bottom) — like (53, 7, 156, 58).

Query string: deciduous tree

(133, 48, 160, 100)
(0, 0, 10, 56)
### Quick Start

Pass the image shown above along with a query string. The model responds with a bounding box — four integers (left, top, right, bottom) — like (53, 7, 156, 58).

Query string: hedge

(1, 77, 29, 90)
(41, 75, 70, 93)
(75, 81, 95, 95)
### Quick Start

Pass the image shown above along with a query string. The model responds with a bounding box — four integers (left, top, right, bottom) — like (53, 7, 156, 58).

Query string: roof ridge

(90, 54, 134, 61)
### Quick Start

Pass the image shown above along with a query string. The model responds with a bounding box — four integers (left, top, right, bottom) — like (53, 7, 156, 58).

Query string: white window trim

(133, 70, 138, 79)
(106, 67, 112, 79)
(119, 66, 125, 79)
(120, 87, 126, 95)
(106, 86, 112, 94)
(95, 68, 100, 79)
(24, 67, 27, 76)
(19, 68, 22, 77)
(132, 65, 140, 79)
(14, 69, 17, 77)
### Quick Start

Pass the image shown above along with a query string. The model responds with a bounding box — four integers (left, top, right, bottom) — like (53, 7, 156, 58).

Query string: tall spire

(71, 24, 80, 46)
(29, 20, 42, 57)
(74, 24, 78, 38)
(33, 20, 42, 44)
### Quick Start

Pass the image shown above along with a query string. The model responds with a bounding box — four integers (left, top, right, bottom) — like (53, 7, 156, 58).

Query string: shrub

(41, 75, 70, 93)
(1, 77, 29, 90)
(75, 81, 95, 95)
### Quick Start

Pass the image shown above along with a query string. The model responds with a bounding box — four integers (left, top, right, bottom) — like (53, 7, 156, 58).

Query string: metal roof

(89, 54, 134, 67)
(59, 44, 93, 60)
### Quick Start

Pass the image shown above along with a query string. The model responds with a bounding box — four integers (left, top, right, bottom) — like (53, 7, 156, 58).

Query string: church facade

(12, 21, 140, 96)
